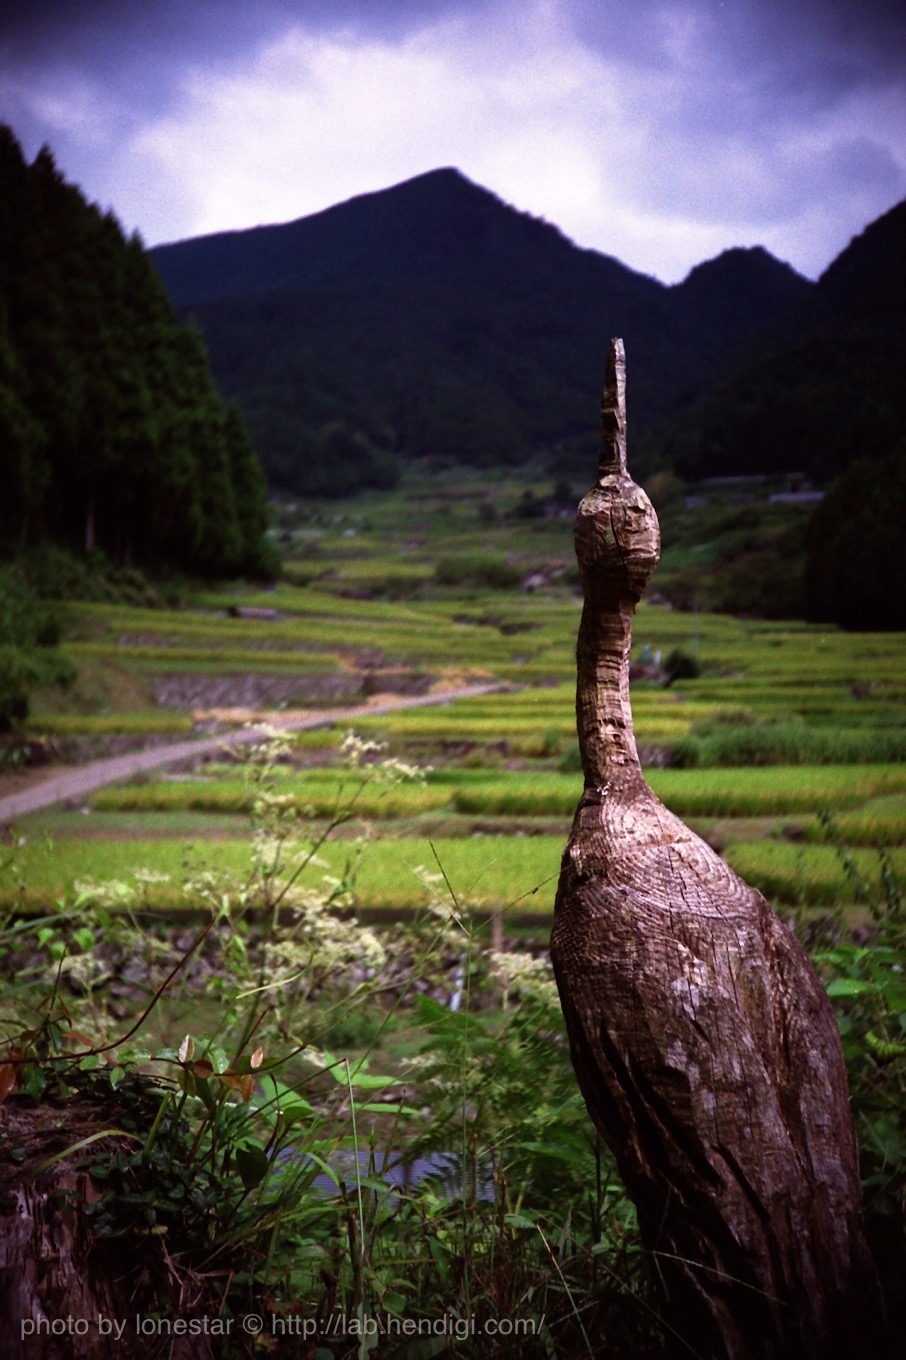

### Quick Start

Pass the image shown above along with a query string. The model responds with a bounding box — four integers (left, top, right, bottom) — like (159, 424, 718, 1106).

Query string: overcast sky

(2, 0, 904, 283)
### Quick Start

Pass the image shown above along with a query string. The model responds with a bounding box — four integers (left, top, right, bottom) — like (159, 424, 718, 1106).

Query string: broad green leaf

(504, 1212, 537, 1229)
(344, 1067, 400, 1090)
(825, 978, 873, 998)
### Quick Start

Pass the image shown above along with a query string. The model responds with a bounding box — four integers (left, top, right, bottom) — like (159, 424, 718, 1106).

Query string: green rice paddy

(8, 823, 903, 915)
(6, 475, 905, 916)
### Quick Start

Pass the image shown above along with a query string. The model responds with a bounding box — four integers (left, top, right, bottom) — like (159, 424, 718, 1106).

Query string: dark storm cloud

(0, 1, 489, 151)
(9, 0, 901, 93)
(0, 0, 478, 62)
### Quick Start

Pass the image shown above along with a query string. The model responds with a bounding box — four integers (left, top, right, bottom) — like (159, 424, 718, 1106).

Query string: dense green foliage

(0, 126, 275, 578)
(806, 448, 906, 630)
(670, 715, 906, 768)
(0, 568, 73, 729)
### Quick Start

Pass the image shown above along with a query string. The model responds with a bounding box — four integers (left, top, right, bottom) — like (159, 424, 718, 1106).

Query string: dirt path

(0, 683, 505, 824)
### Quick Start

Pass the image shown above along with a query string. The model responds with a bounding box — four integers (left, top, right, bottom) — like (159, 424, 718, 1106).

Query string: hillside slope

(151, 169, 813, 492)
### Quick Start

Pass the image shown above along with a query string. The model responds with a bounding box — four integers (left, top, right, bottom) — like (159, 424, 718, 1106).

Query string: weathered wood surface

(551, 339, 884, 1358)
(0, 1097, 211, 1359)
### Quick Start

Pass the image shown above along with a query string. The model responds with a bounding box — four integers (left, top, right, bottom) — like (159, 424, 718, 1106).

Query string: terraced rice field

(5, 478, 905, 918)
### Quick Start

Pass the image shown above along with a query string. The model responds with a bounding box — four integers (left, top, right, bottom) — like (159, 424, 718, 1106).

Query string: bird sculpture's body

(551, 339, 882, 1359)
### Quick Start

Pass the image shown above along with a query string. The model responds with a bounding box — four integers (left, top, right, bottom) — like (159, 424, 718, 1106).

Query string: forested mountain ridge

(150, 169, 816, 494)
(0, 125, 274, 577)
(662, 197, 906, 484)
(153, 167, 666, 308)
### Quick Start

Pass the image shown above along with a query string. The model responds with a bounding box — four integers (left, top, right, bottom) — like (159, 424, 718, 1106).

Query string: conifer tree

(0, 124, 274, 579)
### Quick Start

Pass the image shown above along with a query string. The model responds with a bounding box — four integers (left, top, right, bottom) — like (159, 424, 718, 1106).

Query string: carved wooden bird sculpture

(551, 339, 883, 1359)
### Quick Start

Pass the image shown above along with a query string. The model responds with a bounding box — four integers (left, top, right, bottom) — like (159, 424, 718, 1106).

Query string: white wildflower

(132, 868, 171, 886)
(59, 952, 109, 991)
(341, 732, 387, 768)
(490, 951, 559, 1006)
(72, 878, 137, 909)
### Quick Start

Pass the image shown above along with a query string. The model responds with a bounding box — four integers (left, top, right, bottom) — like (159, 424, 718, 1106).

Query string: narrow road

(0, 683, 506, 823)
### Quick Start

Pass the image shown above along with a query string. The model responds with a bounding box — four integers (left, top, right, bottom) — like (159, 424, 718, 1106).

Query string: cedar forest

(0, 127, 274, 581)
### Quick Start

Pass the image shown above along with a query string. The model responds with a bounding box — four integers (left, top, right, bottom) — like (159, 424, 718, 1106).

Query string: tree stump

(0, 1093, 213, 1360)
(551, 339, 885, 1359)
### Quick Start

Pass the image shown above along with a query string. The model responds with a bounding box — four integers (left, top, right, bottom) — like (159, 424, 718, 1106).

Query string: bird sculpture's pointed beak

(599, 337, 627, 479)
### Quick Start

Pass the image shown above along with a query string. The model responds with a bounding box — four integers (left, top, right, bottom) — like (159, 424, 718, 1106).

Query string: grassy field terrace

(5, 478, 906, 920)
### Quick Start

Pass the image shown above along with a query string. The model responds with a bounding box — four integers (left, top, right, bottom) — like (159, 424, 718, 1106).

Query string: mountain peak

(151, 165, 583, 308)
(677, 245, 808, 292)
(387, 165, 469, 188)
(668, 246, 813, 358)
(324, 165, 480, 216)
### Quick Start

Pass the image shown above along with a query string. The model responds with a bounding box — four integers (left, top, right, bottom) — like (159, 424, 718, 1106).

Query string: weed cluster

(807, 814, 906, 1331)
(0, 735, 657, 1357)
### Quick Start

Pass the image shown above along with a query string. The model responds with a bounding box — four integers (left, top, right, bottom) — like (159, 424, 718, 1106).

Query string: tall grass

(1, 834, 564, 914)
(452, 766, 906, 819)
(68, 641, 345, 670)
(671, 720, 906, 767)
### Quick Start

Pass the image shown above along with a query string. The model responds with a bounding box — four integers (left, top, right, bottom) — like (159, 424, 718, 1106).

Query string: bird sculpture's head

(574, 339, 661, 605)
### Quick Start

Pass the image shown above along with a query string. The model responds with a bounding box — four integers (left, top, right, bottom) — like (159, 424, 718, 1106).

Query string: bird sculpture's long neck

(574, 339, 660, 792)
(576, 577, 639, 787)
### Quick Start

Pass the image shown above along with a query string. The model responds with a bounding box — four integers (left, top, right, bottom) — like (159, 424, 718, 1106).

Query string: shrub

(807, 819, 906, 1307)
(663, 647, 701, 685)
(807, 448, 906, 630)
(0, 569, 74, 728)
(0, 566, 61, 647)
(558, 741, 582, 774)
(0, 644, 31, 728)
(511, 489, 545, 519)
(435, 553, 522, 590)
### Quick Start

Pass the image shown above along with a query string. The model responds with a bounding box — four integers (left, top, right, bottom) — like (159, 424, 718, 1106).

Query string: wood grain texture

(551, 339, 884, 1358)
(0, 1097, 213, 1358)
